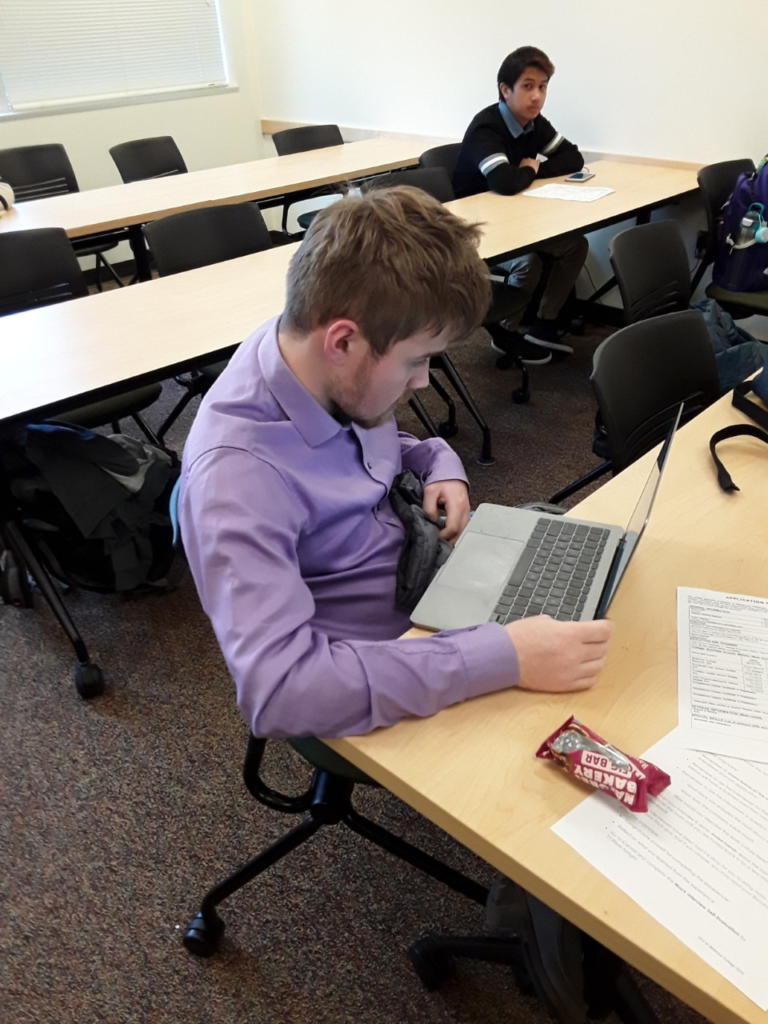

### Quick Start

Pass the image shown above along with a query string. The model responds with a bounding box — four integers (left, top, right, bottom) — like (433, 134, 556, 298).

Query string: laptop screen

(596, 403, 683, 617)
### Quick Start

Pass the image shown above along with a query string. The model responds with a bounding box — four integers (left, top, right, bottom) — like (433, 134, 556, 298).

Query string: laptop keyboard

(491, 518, 610, 624)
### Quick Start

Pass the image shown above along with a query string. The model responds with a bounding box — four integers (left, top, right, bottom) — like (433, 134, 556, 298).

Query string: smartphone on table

(565, 169, 595, 182)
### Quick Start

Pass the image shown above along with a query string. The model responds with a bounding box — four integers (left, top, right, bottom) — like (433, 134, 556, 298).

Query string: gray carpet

(1, 325, 709, 1023)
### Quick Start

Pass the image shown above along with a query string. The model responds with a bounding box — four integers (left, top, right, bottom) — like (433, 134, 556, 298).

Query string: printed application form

(524, 184, 615, 203)
(553, 729, 768, 1010)
(678, 587, 768, 763)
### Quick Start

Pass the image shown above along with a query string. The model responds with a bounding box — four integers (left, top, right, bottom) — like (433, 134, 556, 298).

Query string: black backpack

(2, 422, 180, 593)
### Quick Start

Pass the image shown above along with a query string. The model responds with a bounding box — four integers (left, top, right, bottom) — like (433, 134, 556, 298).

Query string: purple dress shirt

(179, 316, 518, 738)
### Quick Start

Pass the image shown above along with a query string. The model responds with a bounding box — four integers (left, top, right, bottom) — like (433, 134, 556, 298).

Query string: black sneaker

(490, 330, 552, 366)
(524, 318, 574, 354)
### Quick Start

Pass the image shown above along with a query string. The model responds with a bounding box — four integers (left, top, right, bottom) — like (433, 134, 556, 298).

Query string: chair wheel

(183, 910, 225, 958)
(74, 662, 104, 699)
(437, 421, 459, 439)
(0, 549, 34, 607)
(408, 936, 456, 991)
(569, 316, 585, 336)
(511, 387, 530, 404)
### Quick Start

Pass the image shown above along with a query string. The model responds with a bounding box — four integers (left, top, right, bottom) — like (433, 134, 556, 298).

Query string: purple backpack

(712, 161, 768, 293)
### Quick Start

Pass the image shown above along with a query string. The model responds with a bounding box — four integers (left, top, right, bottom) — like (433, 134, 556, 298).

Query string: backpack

(2, 422, 180, 593)
(712, 157, 768, 293)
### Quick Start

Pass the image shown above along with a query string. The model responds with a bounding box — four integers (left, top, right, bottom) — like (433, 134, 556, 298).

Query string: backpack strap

(709, 423, 768, 491)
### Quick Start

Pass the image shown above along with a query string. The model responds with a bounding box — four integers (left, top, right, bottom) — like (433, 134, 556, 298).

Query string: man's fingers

(421, 494, 439, 523)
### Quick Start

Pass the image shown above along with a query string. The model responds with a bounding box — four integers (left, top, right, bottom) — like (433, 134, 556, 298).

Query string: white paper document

(524, 184, 615, 203)
(553, 729, 768, 1009)
(678, 586, 768, 762)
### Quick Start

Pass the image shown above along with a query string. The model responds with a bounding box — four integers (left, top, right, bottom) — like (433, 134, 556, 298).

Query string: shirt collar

(498, 100, 535, 139)
(258, 315, 345, 449)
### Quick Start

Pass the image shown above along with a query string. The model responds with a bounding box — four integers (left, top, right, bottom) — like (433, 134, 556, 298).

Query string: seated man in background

(454, 46, 589, 364)
(180, 187, 613, 740)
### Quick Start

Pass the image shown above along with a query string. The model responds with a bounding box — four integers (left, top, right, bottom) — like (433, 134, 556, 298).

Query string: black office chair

(183, 732, 489, 958)
(418, 143, 461, 181)
(549, 221, 697, 503)
(271, 124, 345, 235)
(142, 203, 274, 439)
(109, 136, 188, 184)
(610, 220, 691, 325)
(694, 158, 768, 319)
(370, 165, 531, 465)
(0, 227, 162, 437)
(0, 144, 127, 291)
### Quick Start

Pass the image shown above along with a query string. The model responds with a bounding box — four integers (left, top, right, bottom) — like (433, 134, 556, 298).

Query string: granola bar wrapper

(536, 716, 671, 812)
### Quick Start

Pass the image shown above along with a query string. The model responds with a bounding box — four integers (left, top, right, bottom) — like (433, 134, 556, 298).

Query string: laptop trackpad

(438, 532, 523, 593)
(411, 532, 525, 630)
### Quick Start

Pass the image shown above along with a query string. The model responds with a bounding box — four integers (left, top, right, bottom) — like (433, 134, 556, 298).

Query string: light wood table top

(0, 136, 427, 237)
(0, 242, 297, 424)
(452, 160, 699, 262)
(327, 394, 768, 1024)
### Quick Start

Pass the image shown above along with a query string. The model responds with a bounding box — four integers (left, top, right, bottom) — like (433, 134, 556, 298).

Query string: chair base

(183, 766, 488, 958)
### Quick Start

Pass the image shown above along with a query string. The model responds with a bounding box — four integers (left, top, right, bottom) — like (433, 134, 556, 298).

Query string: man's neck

(278, 325, 333, 413)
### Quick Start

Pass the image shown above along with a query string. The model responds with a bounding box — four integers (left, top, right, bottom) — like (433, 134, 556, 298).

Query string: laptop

(411, 404, 682, 631)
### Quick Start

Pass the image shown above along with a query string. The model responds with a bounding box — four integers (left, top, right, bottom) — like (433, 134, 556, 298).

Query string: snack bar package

(536, 716, 671, 812)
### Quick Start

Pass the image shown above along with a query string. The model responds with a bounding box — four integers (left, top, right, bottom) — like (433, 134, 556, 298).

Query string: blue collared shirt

(498, 100, 535, 139)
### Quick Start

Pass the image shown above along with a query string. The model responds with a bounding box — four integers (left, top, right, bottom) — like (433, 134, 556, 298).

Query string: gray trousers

(496, 233, 589, 331)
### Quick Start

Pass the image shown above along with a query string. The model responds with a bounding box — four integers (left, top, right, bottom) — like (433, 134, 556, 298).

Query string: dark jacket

(453, 103, 583, 199)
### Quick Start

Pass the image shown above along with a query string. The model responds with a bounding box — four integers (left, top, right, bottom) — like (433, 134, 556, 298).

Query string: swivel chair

(271, 124, 345, 235)
(0, 144, 127, 290)
(549, 220, 702, 504)
(693, 158, 768, 321)
(109, 136, 188, 183)
(142, 203, 274, 440)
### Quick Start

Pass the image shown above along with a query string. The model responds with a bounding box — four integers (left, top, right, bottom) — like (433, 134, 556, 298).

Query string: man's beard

(332, 389, 414, 430)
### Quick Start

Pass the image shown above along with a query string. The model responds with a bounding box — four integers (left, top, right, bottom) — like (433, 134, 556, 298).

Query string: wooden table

(448, 160, 699, 262)
(0, 158, 701, 426)
(0, 136, 427, 279)
(326, 394, 767, 1024)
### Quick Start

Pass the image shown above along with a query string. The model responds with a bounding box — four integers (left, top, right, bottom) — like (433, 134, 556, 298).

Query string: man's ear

(322, 319, 366, 366)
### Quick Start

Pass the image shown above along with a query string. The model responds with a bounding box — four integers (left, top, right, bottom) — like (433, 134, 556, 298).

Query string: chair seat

(200, 360, 229, 381)
(72, 229, 129, 257)
(288, 736, 376, 784)
(706, 282, 768, 316)
(53, 383, 162, 429)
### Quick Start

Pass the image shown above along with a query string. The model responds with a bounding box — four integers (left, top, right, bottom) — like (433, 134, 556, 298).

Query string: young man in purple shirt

(179, 187, 613, 740)
(453, 46, 589, 364)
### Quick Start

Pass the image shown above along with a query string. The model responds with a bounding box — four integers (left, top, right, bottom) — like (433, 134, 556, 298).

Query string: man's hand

(519, 157, 541, 175)
(505, 616, 614, 692)
(422, 479, 470, 543)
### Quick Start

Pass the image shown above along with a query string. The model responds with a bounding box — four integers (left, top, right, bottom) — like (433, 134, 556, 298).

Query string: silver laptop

(411, 404, 682, 631)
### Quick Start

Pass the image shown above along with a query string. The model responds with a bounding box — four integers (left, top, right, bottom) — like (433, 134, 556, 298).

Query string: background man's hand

(422, 479, 470, 543)
(505, 616, 614, 692)
(519, 157, 541, 174)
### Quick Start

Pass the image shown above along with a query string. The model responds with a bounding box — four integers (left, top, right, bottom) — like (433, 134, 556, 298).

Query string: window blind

(0, 0, 228, 112)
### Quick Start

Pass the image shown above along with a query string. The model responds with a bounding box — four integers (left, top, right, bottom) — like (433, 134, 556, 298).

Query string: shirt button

(367, 461, 373, 469)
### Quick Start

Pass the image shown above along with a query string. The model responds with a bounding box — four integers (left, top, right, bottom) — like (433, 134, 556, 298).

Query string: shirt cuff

(443, 622, 519, 700)
(418, 439, 469, 488)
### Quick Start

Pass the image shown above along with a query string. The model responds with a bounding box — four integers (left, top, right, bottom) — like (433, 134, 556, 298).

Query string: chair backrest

(143, 202, 273, 277)
(0, 144, 79, 201)
(697, 158, 756, 267)
(0, 228, 88, 316)
(271, 124, 344, 157)
(109, 136, 188, 184)
(370, 166, 455, 204)
(591, 309, 719, 472)
(419, 144, 461, 181)
(609, 220, 691, 325)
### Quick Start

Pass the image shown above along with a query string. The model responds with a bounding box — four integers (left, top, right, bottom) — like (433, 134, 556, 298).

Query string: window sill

(0, 82, 238, 121)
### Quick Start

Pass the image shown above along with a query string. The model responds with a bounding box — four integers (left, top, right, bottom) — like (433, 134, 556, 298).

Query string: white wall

(255, 0, 767, 164)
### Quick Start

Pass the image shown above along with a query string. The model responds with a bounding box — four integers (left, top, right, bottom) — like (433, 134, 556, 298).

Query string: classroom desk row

(0, 159, 698, 427)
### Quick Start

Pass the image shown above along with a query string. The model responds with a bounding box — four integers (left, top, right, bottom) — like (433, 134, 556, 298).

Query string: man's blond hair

(282, 186, 490, 356)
